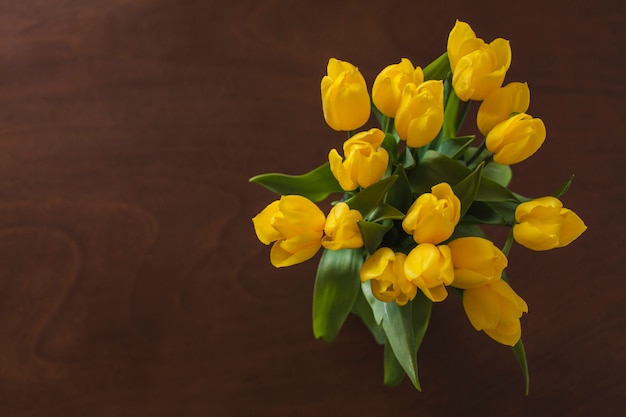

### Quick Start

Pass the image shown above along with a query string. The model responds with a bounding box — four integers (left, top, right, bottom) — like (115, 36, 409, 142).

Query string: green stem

(502, 227, 515, 257)
(465, 140, 486, 166)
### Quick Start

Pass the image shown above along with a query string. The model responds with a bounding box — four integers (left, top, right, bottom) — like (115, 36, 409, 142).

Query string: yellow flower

(477, 82, 530, 136)
(321, 202, 364, 250)
(404, 243, 454, 302)
(462, 279, 528, 346)
(513, 196, 587, 251)
(372, 58, 424, 118)
(402, 182, 460, 244)
(360, 248, 417, 306)
(321, 58, 371, 131)
(485, 113, 546, 165)
(252, 195, 326, 268)
(448, 237, 508, 289)
(328, 128, 389, 191)
(447, 20, 512, 101)
(394, 80, 444, 148)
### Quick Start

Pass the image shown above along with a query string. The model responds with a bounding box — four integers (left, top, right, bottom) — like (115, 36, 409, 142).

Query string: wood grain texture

(0, 0, 624, 415)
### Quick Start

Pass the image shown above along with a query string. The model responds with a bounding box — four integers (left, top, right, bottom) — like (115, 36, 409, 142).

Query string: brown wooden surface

(0, 0, 624, 415)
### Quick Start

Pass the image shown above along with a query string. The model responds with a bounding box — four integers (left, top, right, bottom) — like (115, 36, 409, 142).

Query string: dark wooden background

(0, 0, 623, 415)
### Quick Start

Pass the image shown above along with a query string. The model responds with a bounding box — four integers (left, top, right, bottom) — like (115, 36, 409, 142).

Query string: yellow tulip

(252, 195, 326, 267)
(402, 182, 460, 244)
(372, 58, 424, 118)
(447, 20, 511, 101)
(328, 128, 389, 191)
(462, 279, 528, 346)
(513, 196, 587, 251)
(477, 82, 530, 135)
(360, 248, 417, 306)
(404, 243, 454, 302)
(321, 58, 371, 131)
(394, 80, 444, 148)
(448, 237, 508, 289)
(321, 202, 364, 250)
(485, 113, 546, 165)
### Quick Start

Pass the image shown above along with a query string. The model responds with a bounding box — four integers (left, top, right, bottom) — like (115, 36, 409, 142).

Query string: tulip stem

(502, 228, 515, 256)
(466, 140, 487, 167)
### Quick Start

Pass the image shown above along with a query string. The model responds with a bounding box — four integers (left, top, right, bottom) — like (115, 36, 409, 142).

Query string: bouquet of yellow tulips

(250, 20, 586, 392)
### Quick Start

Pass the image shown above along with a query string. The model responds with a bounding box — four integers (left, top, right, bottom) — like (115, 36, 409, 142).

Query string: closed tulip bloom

(252, 195, 326, 268)
(404, 243, 454, 302)
(321, 58, 371, 131)
(321, 202, 364, 250)
(463, 279, 528, 346)
(402, 182, 461, 244)
(360, 248, 417, 306)
(394, 80, 444, 148)
(447, 20, 511, 101)
(477, 82, 530, 136)
(486, 113, 546, 165)
(513, 196, 587, 251)
(448, 237, 508, 289)
(372, 58, 424, 118)
(328, 128, 389, 191)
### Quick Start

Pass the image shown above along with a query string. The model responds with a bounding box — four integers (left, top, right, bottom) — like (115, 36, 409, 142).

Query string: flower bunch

(250, 20, 586, 392)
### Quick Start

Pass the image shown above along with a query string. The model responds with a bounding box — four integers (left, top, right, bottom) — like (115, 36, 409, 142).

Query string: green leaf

(383, 340, 406, 386)
(358, 220, 393, 254)
(482, 161, 513, 187)
(448, 224, 487, 241)
(367, 204, 405, 223)
(381, 133, 399, 166)
(462, 201, 507, 225)
(385, 165, 413, 214)
(512, 338, 530, 395)
(249, 162, 342, 202)
(423, 52, 451, 81)
(452, 162, 483, 219)
(553, 175, 574, 198)
(380, 302, 421, 390)
(344, 175, 398, 218)
(361, 281, 385, 325)
(411, 291, 432, 352)
(312, 248, 364, 342)
(439, 135, 476, 159)
(442, 87, 461, 139)
(351, 288, 386, 345)
(408, 150, 521, 203)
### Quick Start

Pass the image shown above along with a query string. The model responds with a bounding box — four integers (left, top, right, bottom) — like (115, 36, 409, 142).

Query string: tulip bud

(402, 182, 461, 244)
(513, 196, 587, 251)
(462, 279, 528, 346)
(321, 202, 364, 250)
(360, 248, 417, 306)
(448, 237, 508, 289)
(328, 128, 389, 191)
(321, 58, 371, 131)
(447, 20, 511, 101)
(485, 113, 546, 165)
(477, 82, 530, 136)
(404, 243, 454, 302)
(394, 80, 444, 148)
(252, 195, 326, 267)
(372, 58, 424, 118)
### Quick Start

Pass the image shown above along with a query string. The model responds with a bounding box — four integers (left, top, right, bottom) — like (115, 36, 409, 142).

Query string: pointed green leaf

(442, 87, 461, 139)
(368, 204, 405, 223)
(381, 133, 399, 166)
(351, 288, 386, 344)
(249, 162, 342, 202)
(482, 161, 513, 187)
(361, 281, 385, 325)
(358, 220, 393, 254)
(512, 338, 530, 395)
(411, 291, 432, 352)
(439, 135, 476, 159)
(383, 340, 406, 386)
(452, 162, 483, 219)
(380, 302, 421, 390)
(385, 165, 413, 214)
(344, 175, 398, 218)
(408, 150, 521, 202)
(423, 52, 451, 82)
(553, 175, 574, 198)
(462, 201, 507, 225)
(312, 248, 363, 342)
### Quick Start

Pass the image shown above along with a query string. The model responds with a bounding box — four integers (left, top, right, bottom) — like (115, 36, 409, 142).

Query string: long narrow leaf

(312, 248, 364, 342)
(383, 340, 406, 386)
(249, 162, 342, 202)
(380, 302, 421, 390)
(344, 175, 398, 218)
(512, 338, 530, 395)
